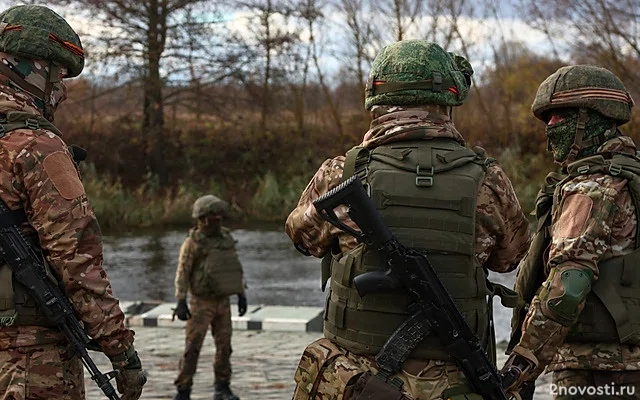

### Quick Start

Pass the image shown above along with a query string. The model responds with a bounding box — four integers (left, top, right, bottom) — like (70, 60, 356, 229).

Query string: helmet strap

(0, 61, 45, 101)
(43, 61, 62, 121)
(566, 108, 588, 164)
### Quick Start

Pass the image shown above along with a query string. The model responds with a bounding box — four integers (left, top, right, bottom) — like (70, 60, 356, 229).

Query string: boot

(174, 386, 191, 400)
(214, 382, 239, 400)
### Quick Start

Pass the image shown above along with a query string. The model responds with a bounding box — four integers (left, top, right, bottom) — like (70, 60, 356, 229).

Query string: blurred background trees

(6, 0, 638, 226)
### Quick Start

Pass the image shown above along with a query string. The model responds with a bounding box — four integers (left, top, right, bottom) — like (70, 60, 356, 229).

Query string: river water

(103, 227, 518, 343)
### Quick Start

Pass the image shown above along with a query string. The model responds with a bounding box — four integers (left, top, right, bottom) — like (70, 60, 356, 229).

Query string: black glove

(110, 346, 147, 400)
(238, 294, 247, 316)
(174, 299, 191, 321)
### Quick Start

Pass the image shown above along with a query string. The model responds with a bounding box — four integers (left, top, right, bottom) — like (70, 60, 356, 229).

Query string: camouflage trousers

(0, 341, 84, 400)
(292, 338, 476, 400)
(174, 296, 233, 388)
(552, 369, 640, 400)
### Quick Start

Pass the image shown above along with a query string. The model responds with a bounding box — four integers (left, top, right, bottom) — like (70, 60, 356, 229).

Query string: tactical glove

(238, 294, 247, 316)
(175, 299, 191, 321)
(110, 346, 147, 400)
(500, 345, 539, 396)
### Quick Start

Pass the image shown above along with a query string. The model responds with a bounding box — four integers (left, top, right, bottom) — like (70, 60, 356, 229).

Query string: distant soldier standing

(0, 4, 146, 400)
(503, 65, 640, 399)
(174, 195, 248, 400)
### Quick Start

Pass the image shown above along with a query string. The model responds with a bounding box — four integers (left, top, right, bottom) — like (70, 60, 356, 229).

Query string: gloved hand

(174, 299, 191, 321)
(110, 346, 147, 400)
(238, 294, 247, 316)
(500, 345, 539, 396)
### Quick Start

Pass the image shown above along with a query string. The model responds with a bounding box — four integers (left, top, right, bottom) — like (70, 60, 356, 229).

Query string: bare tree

(44, 0, 241, 186)
(236, 0, 300, 131)
(517, 0, 640, 86)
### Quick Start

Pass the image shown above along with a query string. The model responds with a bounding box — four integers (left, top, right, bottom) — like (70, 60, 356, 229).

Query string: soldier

(0, 5, 146, 400)
(173, 194, 248, 400)
(285, 39, 530, 400)
(501, 65, 640, 399)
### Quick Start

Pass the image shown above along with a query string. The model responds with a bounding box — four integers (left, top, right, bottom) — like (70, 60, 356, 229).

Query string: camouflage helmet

(364, 40, 472, 110)
(532, 65, 634, 125)
(0, 5, 84, 77)
(192, 195, 229, 219)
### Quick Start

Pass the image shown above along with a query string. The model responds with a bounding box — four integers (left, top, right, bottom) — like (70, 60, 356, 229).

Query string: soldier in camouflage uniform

(173, 194, 248, 400)
(502, 65, 640, 400)
(285, 40, 530, 400)
(0, 5, 146, 400)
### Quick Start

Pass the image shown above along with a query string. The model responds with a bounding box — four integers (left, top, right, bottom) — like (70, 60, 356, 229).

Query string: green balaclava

(545, 108, 617, 163)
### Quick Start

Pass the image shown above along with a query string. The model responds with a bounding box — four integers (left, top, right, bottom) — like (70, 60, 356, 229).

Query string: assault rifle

(0, 200, 121, 400)
(313, 176, 513, 400)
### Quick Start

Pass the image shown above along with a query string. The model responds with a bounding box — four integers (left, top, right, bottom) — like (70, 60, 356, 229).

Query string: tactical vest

(0, 112, 64, 328)
(323, 138, 494, 360)
(188, 228, 244, 298)
(510, 152, 640, 349)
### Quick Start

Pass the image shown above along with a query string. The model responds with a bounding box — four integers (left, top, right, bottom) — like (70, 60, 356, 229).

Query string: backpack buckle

(24, 118, 39, 130)
(576, 165, 590, 174)
(609, 163, 622, 176)
(416, 166, 434, 187)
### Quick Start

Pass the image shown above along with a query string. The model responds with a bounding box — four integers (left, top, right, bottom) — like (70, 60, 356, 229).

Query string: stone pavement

(84, 327, 554, 400)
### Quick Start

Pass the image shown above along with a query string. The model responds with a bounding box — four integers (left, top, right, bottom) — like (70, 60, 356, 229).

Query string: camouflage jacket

(0, 83, 134, 357)
(518, 136, 640, 375)
(286, 105, 531, 274)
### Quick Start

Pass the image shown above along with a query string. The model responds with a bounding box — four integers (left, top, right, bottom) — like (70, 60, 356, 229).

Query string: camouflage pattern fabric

(292, 339, 471, 400)
(0, 77, 135, 396)
(0, 51, 67, 114)
(514, 136, 640, 381)
(174, 296, 233, 388)
(552, 369, 640, 400)
(0, 341, 84, 400)
(286, 105, 530, 398)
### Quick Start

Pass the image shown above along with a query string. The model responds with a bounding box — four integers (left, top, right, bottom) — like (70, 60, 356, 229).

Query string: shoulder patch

(554, 194, 593, 239)
(43, 151, 84, 200)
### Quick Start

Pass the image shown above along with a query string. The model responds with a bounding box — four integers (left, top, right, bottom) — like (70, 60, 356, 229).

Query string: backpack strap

(341, 146, 370, 184)
(0, 111, 62, 138)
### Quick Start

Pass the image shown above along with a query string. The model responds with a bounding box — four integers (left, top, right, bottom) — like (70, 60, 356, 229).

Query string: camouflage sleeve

(517, 174, 625, 379)
(174, 236, 196, 300)
(13, 132, 133, 357)
(475, 164, 530, 272)
(285, 156, 350, 257)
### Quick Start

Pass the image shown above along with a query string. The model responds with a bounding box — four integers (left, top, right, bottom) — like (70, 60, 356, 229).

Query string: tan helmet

(192, 195, 229, 218)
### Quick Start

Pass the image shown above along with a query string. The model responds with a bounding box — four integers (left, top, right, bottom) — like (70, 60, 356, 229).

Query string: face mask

(545, 109, 579, 163)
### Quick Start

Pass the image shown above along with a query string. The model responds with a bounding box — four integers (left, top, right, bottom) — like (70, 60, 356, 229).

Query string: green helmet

(532, 65, 634, 124)
(0, 5, 84, 77)
(192, 195, 229, 219)
(364, 40, 472, 110)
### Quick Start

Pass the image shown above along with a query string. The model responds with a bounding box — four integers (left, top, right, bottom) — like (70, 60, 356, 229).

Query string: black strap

(0, 208, 28, 229)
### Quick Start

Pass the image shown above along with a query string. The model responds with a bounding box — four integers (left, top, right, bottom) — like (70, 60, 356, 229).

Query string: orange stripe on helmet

(49, 33, 84, 57)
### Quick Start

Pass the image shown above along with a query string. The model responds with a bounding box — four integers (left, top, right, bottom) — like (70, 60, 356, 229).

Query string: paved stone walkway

(85, 327, 553, 399)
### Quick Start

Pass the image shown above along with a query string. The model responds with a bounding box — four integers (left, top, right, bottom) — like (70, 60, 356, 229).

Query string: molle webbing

(189, 230, 244, 298)
(568, 250, 640, 344)
(0, 111, 62, 137)
(324, 139, 492, 360)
